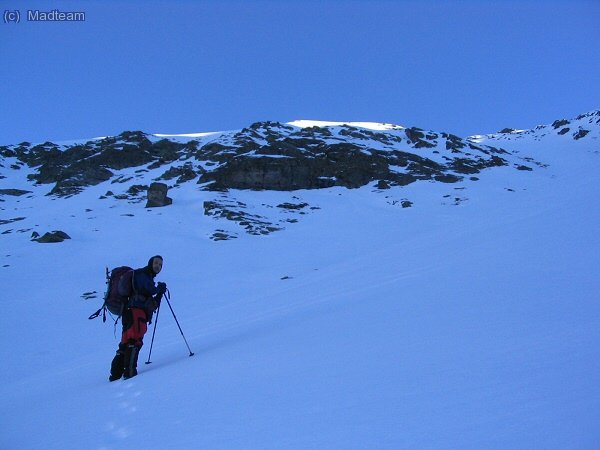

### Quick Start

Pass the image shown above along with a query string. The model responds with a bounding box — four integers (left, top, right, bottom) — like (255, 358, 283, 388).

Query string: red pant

(120, 308, 148, 347)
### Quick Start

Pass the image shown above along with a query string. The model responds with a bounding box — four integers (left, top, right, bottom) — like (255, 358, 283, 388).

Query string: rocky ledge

(0, 120, 546, 197)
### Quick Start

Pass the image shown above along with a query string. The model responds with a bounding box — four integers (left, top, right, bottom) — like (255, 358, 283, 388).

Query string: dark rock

(13, 130, 193, 197)
(515, 165, 533, 171)
(277, 202, 309, 210)
(404, 127, 425, 142)
(33, 230, 71, 243)
(376, 180, 390, 190)
(202, 156, 314, 190)
(434, 174, 462, 183)
(146, 182, 172, 208)
(204, 199, 281, 235)
(0, 189, 31, 196)
(118, 130, 148, 142)
(405, 127, 436, 148)
(49, 166, 114, 197)
(451, 155, 506, 174)
(128, 185, 147, 196)
(159, 162, 198, 184)
(198, 142, 238, 160)
(149, 139, 182, 162)
(201, 143, 394, 191)
(574, 129, 589, 140)
(552, 119, 570, 129)
(111, 176, 134, 185)
(0, 146, 15, 158)
(0, 217, 26, 225)
(210, 230, 237, 241)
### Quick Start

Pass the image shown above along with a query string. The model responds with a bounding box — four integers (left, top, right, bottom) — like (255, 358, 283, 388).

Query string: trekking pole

(145, 304, 161, 365)
(163, 289, 195, 357)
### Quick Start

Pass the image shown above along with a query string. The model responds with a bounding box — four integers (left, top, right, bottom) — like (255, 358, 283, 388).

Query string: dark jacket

(129, 259, 161, 319)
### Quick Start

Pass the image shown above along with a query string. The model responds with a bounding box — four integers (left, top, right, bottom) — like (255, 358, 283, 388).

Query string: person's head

(147, 255, 163, 275)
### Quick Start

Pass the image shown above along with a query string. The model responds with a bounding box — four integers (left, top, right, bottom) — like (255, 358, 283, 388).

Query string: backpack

(88, 266, 135, 322)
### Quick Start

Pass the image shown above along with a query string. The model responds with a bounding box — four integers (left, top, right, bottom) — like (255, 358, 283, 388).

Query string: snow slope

(0, 113, 599, 449)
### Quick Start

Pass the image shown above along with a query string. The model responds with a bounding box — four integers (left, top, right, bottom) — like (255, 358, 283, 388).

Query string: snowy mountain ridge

(0, 118, 523, 197)
(1, 110, 597, 242)
(0, 109, 599, 449)
(470, 109, 600, 142)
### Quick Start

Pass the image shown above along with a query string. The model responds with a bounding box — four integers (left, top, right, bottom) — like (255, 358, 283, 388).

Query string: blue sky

(1, 0, 598, 145)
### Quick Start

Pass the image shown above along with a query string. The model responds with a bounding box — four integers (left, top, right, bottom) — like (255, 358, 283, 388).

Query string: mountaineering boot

(109, 346, 125, 382)
(123, 344, 140, 380)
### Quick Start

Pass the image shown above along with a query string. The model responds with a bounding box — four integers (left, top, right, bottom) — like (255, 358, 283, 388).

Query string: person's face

(153, 258, 163, 274)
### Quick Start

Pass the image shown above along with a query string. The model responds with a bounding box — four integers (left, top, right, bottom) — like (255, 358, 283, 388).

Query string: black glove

(157, 282, 167, 296)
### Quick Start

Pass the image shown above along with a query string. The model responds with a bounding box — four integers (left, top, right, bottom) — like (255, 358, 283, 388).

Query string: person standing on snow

(109, 255, 167, 381)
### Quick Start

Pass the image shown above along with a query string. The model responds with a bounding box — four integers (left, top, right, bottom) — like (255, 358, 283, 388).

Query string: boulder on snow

(146, 182, 172, 208)
(33, 230, 71, 243)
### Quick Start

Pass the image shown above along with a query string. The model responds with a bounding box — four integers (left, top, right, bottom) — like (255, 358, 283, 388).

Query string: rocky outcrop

(158, 162, 199, 184)
(202, 143, 398, 190)
(203, 199, 281, 236)
(3, 131, 194, 197)
(194, 122, 517, 191)
(0, 116, 557, 197)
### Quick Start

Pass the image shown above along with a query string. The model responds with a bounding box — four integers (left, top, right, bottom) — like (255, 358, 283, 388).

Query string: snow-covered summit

(287, 119, 405, 131)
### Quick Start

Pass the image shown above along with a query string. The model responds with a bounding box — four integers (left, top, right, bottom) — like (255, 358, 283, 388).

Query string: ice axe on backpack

(145, 289, 194, 364)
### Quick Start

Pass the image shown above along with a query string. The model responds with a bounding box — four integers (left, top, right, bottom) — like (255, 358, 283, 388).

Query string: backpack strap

(88, 303, 110, 322)
(113, 315, 121, 337)
(126, 268, 139, 309)
(130, 268, 137, 298)
(88, 307, 103, 320)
